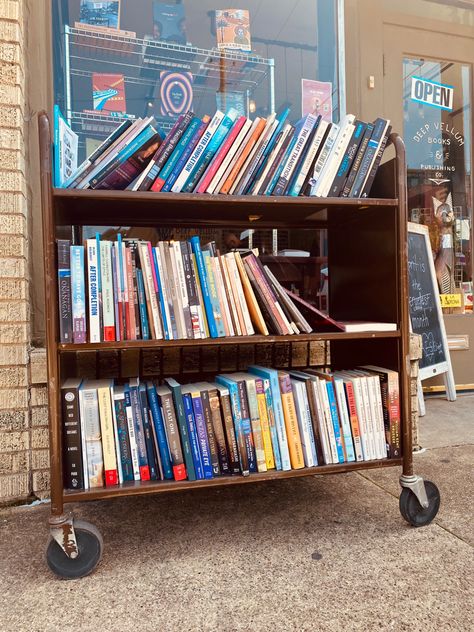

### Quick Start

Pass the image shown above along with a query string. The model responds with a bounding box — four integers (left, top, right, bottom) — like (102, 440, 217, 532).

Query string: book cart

(38, 112, 441, 579)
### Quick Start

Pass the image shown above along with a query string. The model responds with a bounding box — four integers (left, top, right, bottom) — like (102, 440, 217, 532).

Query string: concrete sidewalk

(1, 396, 473, 632)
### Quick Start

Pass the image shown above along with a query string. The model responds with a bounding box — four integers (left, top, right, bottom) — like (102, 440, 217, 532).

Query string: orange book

(234, 252, 269, 335)
(278, 372, 305, 469)
(220, 117, 266, 194)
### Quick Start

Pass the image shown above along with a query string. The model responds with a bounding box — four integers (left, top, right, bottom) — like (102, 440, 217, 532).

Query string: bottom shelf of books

(61, 363, 403, 501)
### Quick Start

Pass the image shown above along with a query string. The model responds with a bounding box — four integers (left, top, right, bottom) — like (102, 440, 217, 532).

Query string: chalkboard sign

(407, 223, 450, 378)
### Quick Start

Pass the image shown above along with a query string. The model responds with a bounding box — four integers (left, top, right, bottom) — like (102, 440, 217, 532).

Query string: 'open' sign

(411, 76, 453, 111)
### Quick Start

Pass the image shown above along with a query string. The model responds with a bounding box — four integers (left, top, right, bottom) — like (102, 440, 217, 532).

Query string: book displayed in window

(215, 9, 251, 53)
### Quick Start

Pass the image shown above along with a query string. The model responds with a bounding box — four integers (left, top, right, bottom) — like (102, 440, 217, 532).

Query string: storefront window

(52, 1, 343, 162)
(403, 57, 473, 314)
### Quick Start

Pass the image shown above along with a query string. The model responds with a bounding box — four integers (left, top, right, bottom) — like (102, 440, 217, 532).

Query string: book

(138, 383, 160, 480)
(291, 379, 318, 467)
(311, 373, 345, 464)
(61, 378, 84, 490)
(220, 117, 265, 195)
(181, 391, 205, 479)
(79, 382, 104, 488)
(361, 366, 401, 458)
(57, 240, 73, 343)
(262, 378, 282, 470)
(162, 116, 210, 192)
(338, 321, 397, 333)
(146, 383, 173, 480)
(253, 123, 293, 196)
(214, 382, 241, 474)
(278, 372, 305, 469)
(308, 123, 339, 195)
(96, 380, 118, 486)
(80, 1, 121, 30)
(183, 384, 213, 479)
(349, 118, 390, 198)
(360, 126, 392, 198)
(189, 236, 219, 338)
(327, 120, 366, 197)
(207, 118, 252, 194)
(215, 9, 251, 53)
(152, 1, 187, 45)
(155, 385, 187, 480)
(53, 105, 78, 187)
(197, 383, 221, 476)
(288, 118, 328, 197)
(215, 375, 250, 476)
(111, 385, 134, 481)
(160, 71, 193, 118)
(70, 245, 86, 344)
(254, 377, 275, 470)
(340, 122, 374, 197)
(207, 384, 231, 475)
(335, 375, 363, 462)
(137, 115, 185, 191)
(229, 373, 266, 472)
(232, 114, 277, 195)
(128, 379, 151, 480)
(99, 240, 115, 341)
(123, 386, 141, 480)
(92, 73, 126, 114)
(165, 377, 197, 481)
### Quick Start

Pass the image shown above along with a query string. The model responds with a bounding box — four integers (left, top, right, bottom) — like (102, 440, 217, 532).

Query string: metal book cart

(38, 112, 440, 579)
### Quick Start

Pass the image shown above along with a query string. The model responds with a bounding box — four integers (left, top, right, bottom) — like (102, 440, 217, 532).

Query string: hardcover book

(215, 9, 251, 53)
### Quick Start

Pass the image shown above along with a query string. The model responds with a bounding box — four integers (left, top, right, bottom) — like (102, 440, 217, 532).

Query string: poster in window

(80, 1, 121, 30)
(92, 73, 127, 114)
(160, 71, 193, 117)
(215, 9, 251, 53)
(301, 79, 332, 123)
(152, 1, 187, 45)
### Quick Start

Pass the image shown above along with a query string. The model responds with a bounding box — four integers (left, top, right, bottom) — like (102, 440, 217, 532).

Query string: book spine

(70, 245, 86, 344)
(341, 123, 373, 197)
(349, 118, 389, 198)
(371, 375, 388, 458)
(129, 384, 151, 481)
(191, 253, 209, 338)
(220, 118, 265, 195)
(125, 247, 137, 340)
(289, 119, 327, 196)
(146, 384, 173, 479)
(135, 268, 150, 340)
(314, 117, 356, 198)
(278, 373, 305, 469)
(182, 393, 204, 479)
(210, 250, 234, 336)
(139, 385, 159, 480)
(325, 381, 345, 463)
(291, 381, 316, 467)
(99, 241, 115, 341)
(190, 391, 214, 479)
(117, 235, 127, 340)
(97, 385, 118, 486)
(328, 120, 366, 197)
(235, 380, 256, 473)
(217, 252, 240, 335)
(164, 243, 185, 338)
(273, 114, 318, 196)
(242, 254, 286, 334)
(360, 126, 391, 197)
(217, 388, 240, 474)
(231, 253, 256, 335)
(183, 109, 239, 193)
(386, 372, 401, 458)
(334, 379, 356, 462)
(215, 378, 249, 476)
(121, 241, 131, 339)
(166, 379, 196, 481)
(208, 118, 251, 194)
(61, 382, 84, 489)
(123, 388, 141, 480)
(267, 128, 300, 195)
(190, 236, 219, 338)
(81, 387, 104, 488)
(309, 124, 339, 193)
(200, 388, 221, 476)
(359, 377, 377, 459)
(172, 111, 225, 192)
(181, 242, 201, 339)
(302, 378, 324, 465)
(310, 380, 332, 465)
(243, 378, 266, 472)
(162, 116, 210, 192)
(112, 390, 134, 481)
(263, 378, 282, 470)
(157, 242, 177, 339)
(109, 384, 122, 483)
(150, 246, 169, 340)
(209, 389, 230, 475)
(57, 240, 73, 343)
(343, 381, 364, 461)
(258, 126, 294, 195)
(234, 116, 277, 195)
(255, 378, 275, 469)
(151, 114, 198, 192)
(138, 116, 184, 191)
(111, 244, 121, 341)
(159, 390, 187, 481)
(223, 253, 247, 335)
(128, 244, 141, 338)
(172, 241, 193, 339)
(141, 243, 163, 339)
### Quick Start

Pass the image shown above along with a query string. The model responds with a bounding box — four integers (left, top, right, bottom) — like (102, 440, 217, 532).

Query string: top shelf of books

(52, 188, 399, 228)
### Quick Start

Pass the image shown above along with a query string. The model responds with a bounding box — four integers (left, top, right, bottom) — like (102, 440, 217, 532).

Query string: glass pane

(403, 57, 473, 314)
(52, 1, 341, 162)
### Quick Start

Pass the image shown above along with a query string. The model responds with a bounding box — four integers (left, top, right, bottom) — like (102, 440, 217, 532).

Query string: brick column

(0, 0, 30, 503)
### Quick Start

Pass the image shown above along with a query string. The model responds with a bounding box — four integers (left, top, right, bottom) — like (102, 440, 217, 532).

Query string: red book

(196, 116, 247, 194)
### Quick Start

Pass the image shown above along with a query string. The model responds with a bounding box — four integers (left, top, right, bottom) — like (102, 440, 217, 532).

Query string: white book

(339, 320, 397, 333)
(207, 119, 252, 194)
(318, 378, 339, 464)
(309, 123, 340, 194)
(109, 383, 123, 485)
(215, 117, 262, 193)
(252, 123, 293, 195)
(123, 387, 140, 481)
(358, 375, 378, 460)
(172, 240, 191, 338)
(131, 158, 155, 191)
(291, 380, 317, 467)
(334, 372, 364, 462)
(99, 240, 115, 341)
(137, 242, 162, 340)
(211, 253, 235, 337)
(166, 243, 186, 338)
(218, 253, 241, 336)
(314, 115, 356, 197)
(341, 372, 376, 460)
(230, 115, 276, 195)
(154, 245, 173, 340)
(78, 386, 89, 489)
(233, 115, 278, 195)
(120, 241, 129, 333)
(356, 371, 387, 459)
(225, 252, 254, 335)
(190, 252, 208, 339)
(290, 119, 329, 196)
(86, 239, 101, 343)
(309, 378, 332, 465)
(171, 110, 225, 192)
(333, 378, 356, 462)
(79, 382, 104, 488)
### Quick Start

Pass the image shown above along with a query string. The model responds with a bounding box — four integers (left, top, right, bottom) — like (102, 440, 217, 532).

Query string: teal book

(201, 248, 225, 338)
(189, 236, 219, 338)
(164, 377, 197, 481)
(215, 375, 250, 476)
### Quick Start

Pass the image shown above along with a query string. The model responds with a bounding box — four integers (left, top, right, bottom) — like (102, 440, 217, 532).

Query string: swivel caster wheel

(399, 480, 440, 527)
(46, 520, 103, 579)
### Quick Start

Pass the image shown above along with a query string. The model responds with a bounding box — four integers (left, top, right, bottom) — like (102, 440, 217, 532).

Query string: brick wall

(0, 0, 31, 503)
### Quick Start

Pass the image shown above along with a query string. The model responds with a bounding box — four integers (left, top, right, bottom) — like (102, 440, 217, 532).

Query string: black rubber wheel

(399, 480, 440, 527)
(46, 520, 103, 579)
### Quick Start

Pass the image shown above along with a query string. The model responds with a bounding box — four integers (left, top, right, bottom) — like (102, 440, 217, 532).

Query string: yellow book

(278, 372, 304, 469)
(255, 376, 275, 469)
(97, 380, 118, 486)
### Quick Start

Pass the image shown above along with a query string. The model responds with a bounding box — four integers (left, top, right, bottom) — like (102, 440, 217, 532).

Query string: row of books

(61, 105, 391, 198)
(61, 365, 401, 490)
(57, 235, 328, 344)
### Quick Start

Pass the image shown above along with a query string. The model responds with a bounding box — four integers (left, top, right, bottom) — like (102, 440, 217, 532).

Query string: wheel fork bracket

(49, 513, 79, 559)
(399, 474, 429, 509)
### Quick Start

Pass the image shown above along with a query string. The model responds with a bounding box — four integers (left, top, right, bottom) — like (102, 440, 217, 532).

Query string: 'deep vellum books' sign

(411, 76, 454, 111)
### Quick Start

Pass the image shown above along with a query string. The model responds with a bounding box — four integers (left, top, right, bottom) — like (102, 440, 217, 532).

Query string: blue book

(146, 382, 173, 480)
(165, 378, 197, 481)
(189, 236, 218, 338)
(182, 108, 240, 192)
(162, 118, 209, 192)
(262, 378, 282, 471)
(126, 381, 151, 480)
(112, 386, 134, 482)
(247, 366, 291, 470)
(182, 392, 204, 479)
(135, 268, 150, 340)
(334, 377, 356, 462)
(265, 127, 298, 195)
(325, 381, 345, 463)
(151, 247, 169, 340)
(154, 117, 202, 191)
(201, 249, 225, 338)
(215, 375, 251, 476)
(186, 386, 213, 479)
(89, 124, 156, 188)
(70, 245, 86, 344)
